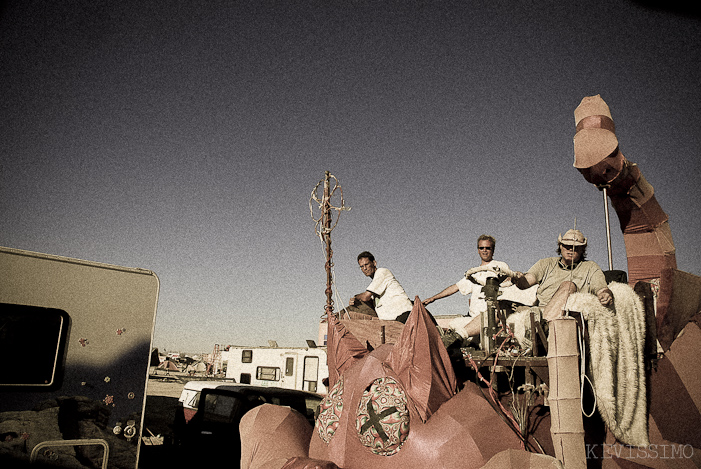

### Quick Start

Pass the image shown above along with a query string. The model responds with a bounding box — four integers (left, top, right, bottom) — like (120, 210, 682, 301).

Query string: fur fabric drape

(565, 282, 649, 447)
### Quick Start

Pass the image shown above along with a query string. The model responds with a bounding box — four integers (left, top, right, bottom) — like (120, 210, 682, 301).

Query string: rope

(466, 332, 524, 449)
(464, 308, 549, 453)
(316, 233, 347, 319)
(309, 173, 350, 319)
(578, 320, 597, 417)
(467, 351, 528, 451)
(309, 173, 349, 238)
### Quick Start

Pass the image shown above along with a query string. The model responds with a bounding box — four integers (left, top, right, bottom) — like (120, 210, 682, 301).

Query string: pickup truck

(173, 384, 323, 466)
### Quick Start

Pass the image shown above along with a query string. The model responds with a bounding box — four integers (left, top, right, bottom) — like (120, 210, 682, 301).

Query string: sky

(2, 1, 700, 354)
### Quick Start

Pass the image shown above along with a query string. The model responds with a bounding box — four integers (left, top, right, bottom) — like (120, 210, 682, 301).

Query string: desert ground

(142, 372, 190, 435)
(138, 372, 195, 468)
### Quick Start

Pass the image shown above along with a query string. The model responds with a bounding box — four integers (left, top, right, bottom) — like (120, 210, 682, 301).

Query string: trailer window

(0, 303, 68, 387)
(256, 366, 280, 381)
(242, 350, 253, 363)
(285, 357, 294, 376)
(240, 373, 251, 384)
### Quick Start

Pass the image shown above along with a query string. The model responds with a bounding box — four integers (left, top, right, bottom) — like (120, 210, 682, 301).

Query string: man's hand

(422, 297, 435, 306)
(512, 271, 537, 290)
(351, 291, 373, 306)
(597, 288, 614, 307)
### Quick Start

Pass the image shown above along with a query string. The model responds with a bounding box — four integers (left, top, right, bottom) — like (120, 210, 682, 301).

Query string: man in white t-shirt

(349, 251, 414, 322)
(423, 234, 510, 337)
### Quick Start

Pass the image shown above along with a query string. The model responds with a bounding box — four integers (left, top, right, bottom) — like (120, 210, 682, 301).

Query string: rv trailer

(220, 345, 328, 394)
(0, 246, 159, 468)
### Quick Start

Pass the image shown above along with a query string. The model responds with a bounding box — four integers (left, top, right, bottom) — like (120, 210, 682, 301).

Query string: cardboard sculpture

(238, 95, 701, 469)
(572, 94, 699, 350)
(240, 299, 566, 469)
(573, 95, 701, 467)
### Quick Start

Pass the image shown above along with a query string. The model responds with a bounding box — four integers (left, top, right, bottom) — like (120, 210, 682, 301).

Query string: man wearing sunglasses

(423, 234, 510, 337)
(511, 229, 613, 321)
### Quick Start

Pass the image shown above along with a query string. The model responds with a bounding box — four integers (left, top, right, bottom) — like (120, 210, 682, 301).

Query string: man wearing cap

(512, 229, 613, 321)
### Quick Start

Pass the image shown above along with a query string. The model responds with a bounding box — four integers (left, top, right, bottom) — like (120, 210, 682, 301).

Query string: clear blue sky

(2, 1, 699, 353)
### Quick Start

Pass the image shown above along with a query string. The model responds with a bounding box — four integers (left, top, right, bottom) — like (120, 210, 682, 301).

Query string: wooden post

(323, 171, 334, 318)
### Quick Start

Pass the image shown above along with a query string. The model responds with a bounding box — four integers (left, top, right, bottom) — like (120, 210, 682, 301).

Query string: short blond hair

(477, 234, 495, 248)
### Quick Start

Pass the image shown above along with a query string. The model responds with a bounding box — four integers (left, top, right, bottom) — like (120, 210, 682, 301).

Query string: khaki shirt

(527, 257, 607, 307)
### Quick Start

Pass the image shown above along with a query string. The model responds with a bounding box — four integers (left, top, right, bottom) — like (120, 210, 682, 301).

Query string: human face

(358, 257, 377, 278)
(477, 240, 495, 263)
(560, 244, 583, 265)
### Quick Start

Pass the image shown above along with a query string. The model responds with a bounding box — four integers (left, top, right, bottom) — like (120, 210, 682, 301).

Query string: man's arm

(422, 284, 459, 305)
(349, 290, 374, 306)
(511, 271, 537, 290)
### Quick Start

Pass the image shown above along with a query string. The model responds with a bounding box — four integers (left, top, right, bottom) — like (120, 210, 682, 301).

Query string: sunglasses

(560, 244, 583, 251)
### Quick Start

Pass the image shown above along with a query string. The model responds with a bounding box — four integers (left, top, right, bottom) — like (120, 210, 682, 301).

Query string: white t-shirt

(366, 267, 413, 321)
(455, 260, 510, 317)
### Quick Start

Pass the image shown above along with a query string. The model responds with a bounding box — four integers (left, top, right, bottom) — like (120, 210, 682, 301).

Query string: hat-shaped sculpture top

(573, 94, 619, 169)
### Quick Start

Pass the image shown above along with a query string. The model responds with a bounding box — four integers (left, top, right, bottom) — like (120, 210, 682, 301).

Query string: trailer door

(303, 356, 319, 392)
(281, 352, 297, 389)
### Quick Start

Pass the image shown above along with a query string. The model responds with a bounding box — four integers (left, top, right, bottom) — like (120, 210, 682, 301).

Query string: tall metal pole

(323, 171, 334, 317)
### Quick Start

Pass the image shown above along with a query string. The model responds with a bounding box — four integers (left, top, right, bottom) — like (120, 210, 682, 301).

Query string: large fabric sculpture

(241, 299, 563, 468)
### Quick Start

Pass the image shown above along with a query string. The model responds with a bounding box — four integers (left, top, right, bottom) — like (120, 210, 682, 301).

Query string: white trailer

(220, 346, 328, 394)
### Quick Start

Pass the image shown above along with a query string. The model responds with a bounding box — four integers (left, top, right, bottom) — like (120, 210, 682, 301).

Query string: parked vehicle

(174, 383, 323, 466)
(177, 380, 236, 424)
(0, 246, 159, 468)
(220, 346, 328, 393)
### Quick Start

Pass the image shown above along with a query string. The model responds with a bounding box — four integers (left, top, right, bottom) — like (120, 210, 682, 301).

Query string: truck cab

(174, 384, 323, 466)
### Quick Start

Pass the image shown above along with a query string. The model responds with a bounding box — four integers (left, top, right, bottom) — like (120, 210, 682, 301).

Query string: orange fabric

(656, 269, 701, 351)
(386, 297, 458, 422)
(326, 314, 369, 390)
(649, 336, 701, 449)
(240, 404, 314, 469)
(481, 449, 563, 468)
(241, 298, 541, 469)
(309, 301, 524, 469)
(281, 457, 340, 469)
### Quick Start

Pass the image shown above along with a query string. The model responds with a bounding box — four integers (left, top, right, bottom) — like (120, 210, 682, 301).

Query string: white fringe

(565, 282, 649, 447)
